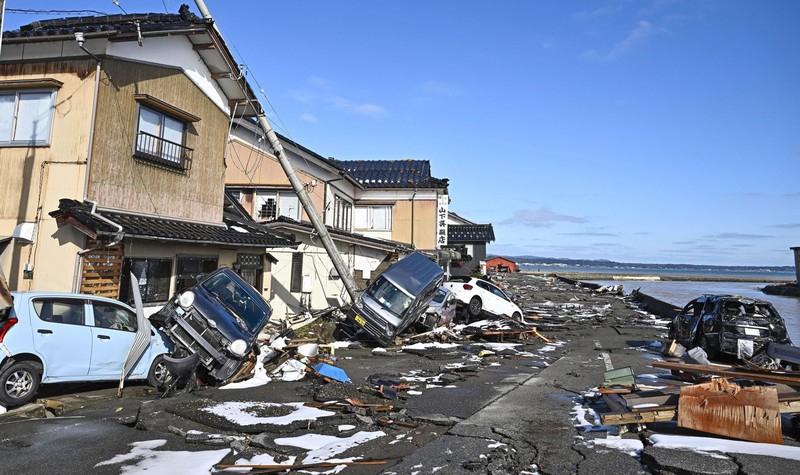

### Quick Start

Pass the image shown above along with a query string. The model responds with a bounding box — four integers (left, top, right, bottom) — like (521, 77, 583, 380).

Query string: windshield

(201, 272, 270, 333)
(366, 276, 413, 317)
(431, 288, 447, 304)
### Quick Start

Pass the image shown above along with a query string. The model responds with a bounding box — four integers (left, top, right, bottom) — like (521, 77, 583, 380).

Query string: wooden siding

(87, 58, 229, 223)
(392, 199, 437, 250)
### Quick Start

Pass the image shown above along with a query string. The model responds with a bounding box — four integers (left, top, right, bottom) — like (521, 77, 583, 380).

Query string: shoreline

(522, 270, 793, 284)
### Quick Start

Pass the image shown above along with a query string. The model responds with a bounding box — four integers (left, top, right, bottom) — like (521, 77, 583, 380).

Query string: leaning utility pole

(194, 0, 359, 303)
(0, 1, 6, 57)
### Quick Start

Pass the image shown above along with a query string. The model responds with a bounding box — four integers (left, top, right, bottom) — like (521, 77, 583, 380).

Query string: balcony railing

(134, 131, 193, 171)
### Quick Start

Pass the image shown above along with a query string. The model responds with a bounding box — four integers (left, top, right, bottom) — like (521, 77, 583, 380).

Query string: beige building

(0, 10, 294, 306)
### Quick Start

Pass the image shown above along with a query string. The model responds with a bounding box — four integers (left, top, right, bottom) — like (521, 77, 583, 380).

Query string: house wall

(224, 139, 325, 221)
(451, 243, 486, 277)
(392, 199, 437, 250)
(267, 236, 388, 319)
(0, 59, 97, 291)
(87, 57, 229, 223)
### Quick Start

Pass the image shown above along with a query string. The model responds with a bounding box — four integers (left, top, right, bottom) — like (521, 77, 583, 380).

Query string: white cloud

(287, 76, 387, 118)
(583, 20, 664, 61)
(499, 207, 587, 228)
(300, 112, 318, 123)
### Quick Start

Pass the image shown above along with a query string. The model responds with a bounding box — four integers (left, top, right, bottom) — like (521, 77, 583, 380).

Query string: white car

(443, 277, 523, 321)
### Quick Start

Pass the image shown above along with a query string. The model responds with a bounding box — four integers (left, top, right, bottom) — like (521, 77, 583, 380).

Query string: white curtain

(0, 94, 14, 142)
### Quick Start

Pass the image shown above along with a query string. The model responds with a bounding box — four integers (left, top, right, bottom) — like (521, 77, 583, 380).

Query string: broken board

(677, 379, 782, 444)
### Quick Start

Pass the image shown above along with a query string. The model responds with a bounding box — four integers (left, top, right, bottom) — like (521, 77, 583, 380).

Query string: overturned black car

(151, 268, 272, 382)
(669, 294, 791, 360)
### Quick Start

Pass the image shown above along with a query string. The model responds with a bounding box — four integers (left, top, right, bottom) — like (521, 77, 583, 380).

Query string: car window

(92, 302, 137, 332)
(488, 285, 509, 301)
(33, 299, 85, 325)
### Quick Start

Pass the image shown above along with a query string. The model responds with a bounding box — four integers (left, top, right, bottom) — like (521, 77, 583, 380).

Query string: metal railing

(135, 131, 193, 170)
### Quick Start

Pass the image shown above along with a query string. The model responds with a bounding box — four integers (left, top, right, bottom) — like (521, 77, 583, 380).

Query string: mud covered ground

(2, 273, 798, 474)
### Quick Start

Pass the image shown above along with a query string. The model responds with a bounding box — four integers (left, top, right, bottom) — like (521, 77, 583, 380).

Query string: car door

(30, 297, 93, 378)
(475, 281, 503, 315)
(88, 300, 139, 378)
(487, 283, 516, 316)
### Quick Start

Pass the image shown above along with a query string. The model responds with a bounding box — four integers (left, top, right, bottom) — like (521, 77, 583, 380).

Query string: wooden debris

(652, 361, 800, 387)
(678, 379, 782, 444)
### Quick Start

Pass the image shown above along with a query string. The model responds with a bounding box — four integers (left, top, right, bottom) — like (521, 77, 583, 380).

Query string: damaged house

(225, 119, 413, 318)
(0, 10, 295, 306)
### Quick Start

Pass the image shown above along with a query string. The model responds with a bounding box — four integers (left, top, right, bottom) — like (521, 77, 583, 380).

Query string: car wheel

(0, 361, 41, 407)
(147, 355, 171, 390)
(512, 312, 522, 321)
(468, 297, 482, 318)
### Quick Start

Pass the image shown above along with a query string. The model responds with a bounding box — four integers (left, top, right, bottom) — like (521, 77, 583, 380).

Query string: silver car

(420, 287, 457, 328)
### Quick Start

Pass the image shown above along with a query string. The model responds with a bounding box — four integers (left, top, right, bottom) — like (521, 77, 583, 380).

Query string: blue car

(0, 292, 172, 406)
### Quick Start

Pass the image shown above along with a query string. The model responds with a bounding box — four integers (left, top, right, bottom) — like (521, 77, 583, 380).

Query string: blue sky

(4, 1, 799, 266)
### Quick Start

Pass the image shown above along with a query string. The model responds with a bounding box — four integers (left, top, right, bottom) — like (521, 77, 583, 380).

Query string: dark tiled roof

(3, 6, 207, 39)
(448, 224, 495, 243)
(50, 199, 295, 248)
(267, 216, 411, 252)
(333, 160, 448, 189)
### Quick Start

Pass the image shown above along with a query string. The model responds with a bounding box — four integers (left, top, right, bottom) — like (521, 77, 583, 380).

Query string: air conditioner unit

(301, 274, 313, 293)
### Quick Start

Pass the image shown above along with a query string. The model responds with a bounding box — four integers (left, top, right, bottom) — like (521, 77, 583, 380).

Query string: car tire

(0, 360, 42, 407)
(147, 355, 171, 391)
(512, 312, 522, 321)
(468, 297, 482, 319)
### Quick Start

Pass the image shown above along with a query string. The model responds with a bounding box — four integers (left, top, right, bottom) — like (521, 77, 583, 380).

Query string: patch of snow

(371, 347, 387, 353)
(95, 439, 229, 474)
(338, 425, 356, 432)
(328, 341, 355, 349)
(201, 402, 334, 426)
(275, 431, 386, 463)
(407, 390, 423, 395)
(230, 225, 249, 233)
(0, 405, 5, 415)
(649, 434, 800, 461)
(587, 436, 643, 457)
(488, 441, 506, 449)
(571, 403, 599, 429)
(220, 353, 272, 389)
(225, 453, 297, 473)
(480, 342, 521, 352)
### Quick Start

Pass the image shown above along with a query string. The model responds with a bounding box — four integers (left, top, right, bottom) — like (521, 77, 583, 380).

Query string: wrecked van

(152, 268, 272, 382)
(346, 252, 445, 346)
(669, 295, 790, 360)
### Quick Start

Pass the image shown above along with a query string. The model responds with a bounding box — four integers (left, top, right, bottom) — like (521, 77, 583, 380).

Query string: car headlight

(228, 339, 248, 357)
(178, 291, 195, 309)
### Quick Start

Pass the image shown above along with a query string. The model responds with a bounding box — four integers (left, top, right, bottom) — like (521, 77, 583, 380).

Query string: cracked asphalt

(1, 273, 799, 474)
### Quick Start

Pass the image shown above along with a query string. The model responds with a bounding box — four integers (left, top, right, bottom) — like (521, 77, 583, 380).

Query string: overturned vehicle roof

(381, 252, 444, 296)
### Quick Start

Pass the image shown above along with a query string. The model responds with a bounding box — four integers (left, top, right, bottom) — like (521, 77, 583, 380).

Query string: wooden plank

(678, 379, 782, 444)
(652, 361, 800, 387)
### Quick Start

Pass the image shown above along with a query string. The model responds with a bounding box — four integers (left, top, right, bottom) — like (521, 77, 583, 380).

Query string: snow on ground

(479, 342, 521, 352)
(275, 431, 386, 463)
(571, 403, 599, 429)
(222, 453, 297, 473)
(95, 439, 229, 474)
(0, 405, 6, 415)
(220, 353, 272, 389)
(649, 434, 800, 461)
(201, 402, 334, 426)
(587, 436, 643, 457)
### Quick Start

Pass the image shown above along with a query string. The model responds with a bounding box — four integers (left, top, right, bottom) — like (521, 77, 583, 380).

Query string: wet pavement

(2, 273, 799, 474)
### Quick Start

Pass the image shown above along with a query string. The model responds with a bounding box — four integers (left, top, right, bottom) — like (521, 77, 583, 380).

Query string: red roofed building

(486, 256, 518, 273)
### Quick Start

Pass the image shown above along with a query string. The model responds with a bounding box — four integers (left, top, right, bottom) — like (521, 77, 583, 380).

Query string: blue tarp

(312, 363, 351, 383)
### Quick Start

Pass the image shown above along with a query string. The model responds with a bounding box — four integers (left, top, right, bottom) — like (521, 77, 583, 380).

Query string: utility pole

(193, 0, 359, 303)
(0, 1, 6, 57)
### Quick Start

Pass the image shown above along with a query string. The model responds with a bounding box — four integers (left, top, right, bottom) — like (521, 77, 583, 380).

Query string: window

(255, 191, 300, 221)
(92, 302, 137, 332)
(290, 252, 304, 292)
(175, 256, 218, 292)
(135, 105, 191, 169)
(354, 205, 392, 231)
(366, 276, 412, 317)
(0, 90, 55, 146)
(33, 299, 85, 325)
(120, 258, 173, 304)
(333, 196, 352, 231)
(236, 253, 263, 291)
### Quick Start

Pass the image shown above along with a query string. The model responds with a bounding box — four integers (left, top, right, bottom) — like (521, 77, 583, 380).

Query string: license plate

(354, 315, 366, 327)
(744, 327, 760, 336)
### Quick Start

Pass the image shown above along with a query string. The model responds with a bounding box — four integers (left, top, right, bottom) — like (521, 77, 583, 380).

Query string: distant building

(486, 256, 518, 273)
(446, 212, 495, 276)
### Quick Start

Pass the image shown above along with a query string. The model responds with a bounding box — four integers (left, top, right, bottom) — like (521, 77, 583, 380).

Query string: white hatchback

(443, 277, 523, 321)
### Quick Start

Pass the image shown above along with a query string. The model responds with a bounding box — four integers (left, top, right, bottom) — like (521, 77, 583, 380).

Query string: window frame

(31, 298, 87, 326)
(134, 104, 191, 170)
(290, 252, 304, 293)
(254, 190, 301, 221)
(0, 89, 57, 147)
(333, 195, 353, 231)
(175, 255, 219, 293)
(354, 205, 392, 232)
(91, 301, 138, 333)
(119, 257, 174, 305)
